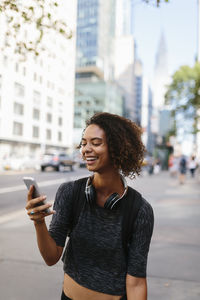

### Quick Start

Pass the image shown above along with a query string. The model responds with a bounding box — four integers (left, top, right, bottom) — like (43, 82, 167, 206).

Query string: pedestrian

(188, 155, 197, 178)
(178, 154, 187, 184)
(168, 154, 179, 177)
(25, 112, 154, 300)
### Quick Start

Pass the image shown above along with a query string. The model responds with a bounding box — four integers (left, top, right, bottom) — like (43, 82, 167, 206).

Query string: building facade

(0, 1, 77, 164)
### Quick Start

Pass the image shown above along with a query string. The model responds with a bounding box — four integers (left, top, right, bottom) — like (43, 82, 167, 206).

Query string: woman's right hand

(25, 185, 55, 224)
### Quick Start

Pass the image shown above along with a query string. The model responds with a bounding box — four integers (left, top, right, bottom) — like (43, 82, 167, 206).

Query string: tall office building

(152, 32, 170, 139)
(74, 0, 125, 145)
(76, 0, 116, 79)
(0, 1, 77, 164)
(153, 32, 169, 110)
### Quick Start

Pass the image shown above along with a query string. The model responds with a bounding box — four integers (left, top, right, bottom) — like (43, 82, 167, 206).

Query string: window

(46, 129, 51, 140)
(47, 97, 53, 107)
(3, 56, 8, 66)
(0, 74, 2, 88)
(58, 88, 64, 95)
(46, 113, 52, 123)
(14, 102, 24, 115)
(58, 131, 62, 141)
(14, 82, 24, 97)
(32, 126, 39, 138)
(58, 117, 63, 126)
(15, 63, 19, 72)
(33, 90, 41, 105)
(23, 67, 26, 76)
(13, 122, 23, 136)
(33, 108, 40, 120)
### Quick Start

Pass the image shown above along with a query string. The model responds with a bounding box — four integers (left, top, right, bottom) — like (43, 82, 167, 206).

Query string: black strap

(121, 187, 143, 257)
(71, 177, 88, 229)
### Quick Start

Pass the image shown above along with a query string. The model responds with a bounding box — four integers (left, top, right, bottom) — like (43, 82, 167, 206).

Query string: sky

(133, 0, 197, 82)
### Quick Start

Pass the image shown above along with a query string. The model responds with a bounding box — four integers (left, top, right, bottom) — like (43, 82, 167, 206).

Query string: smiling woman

(25, 112, 154, 300)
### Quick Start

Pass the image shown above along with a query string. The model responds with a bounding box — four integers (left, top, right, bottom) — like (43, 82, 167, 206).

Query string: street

(0, 169, 200, 300)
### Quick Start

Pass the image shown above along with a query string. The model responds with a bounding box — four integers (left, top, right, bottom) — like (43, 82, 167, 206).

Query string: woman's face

(81, 124, 112, 173)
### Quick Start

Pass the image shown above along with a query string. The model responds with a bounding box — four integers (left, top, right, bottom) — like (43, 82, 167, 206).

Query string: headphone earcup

(85, 180, 120, 209)
(104, 193, 120, 209)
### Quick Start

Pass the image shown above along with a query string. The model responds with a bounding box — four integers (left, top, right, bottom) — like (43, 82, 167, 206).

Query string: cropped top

(49, 180, 154, 296)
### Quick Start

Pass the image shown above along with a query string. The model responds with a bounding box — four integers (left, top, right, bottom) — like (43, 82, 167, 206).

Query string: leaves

(0, 0, 72, 60)
(165, 63, 200, 135)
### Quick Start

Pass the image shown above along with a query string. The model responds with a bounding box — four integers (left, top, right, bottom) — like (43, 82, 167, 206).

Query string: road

(0, 169, 200, 300)
(0, 168, 90, 216)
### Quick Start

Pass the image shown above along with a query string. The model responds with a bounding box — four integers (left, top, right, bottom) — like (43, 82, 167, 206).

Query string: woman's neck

(93, 171, 124, 196)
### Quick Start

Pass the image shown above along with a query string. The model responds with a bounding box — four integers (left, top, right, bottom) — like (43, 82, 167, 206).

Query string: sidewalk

(0, 171, 200, 300)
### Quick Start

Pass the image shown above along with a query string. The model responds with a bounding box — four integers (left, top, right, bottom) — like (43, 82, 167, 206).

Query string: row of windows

(13, 102, 63, 125)
(13, 122, 63, 141)
(14, 82, 64, 98)
(76, 99, 100, 106)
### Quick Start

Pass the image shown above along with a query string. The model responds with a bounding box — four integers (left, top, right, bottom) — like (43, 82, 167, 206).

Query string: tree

(165, 62, 200, 142)
(0, 0, 72, 59)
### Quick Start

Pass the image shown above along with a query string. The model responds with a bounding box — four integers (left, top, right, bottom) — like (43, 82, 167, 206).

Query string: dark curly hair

(84, 112, 146, 178)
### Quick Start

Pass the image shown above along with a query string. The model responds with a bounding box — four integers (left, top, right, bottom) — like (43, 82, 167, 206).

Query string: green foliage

(0, 0, 72, 60)
(165, 63, 200, 135)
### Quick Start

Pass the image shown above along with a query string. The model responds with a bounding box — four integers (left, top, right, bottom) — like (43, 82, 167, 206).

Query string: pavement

(0, 171, 200, 300)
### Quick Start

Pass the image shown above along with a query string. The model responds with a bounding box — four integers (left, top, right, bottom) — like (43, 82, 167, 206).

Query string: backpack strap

(71, 177, 88, 229)
(121, 186, 143, 257)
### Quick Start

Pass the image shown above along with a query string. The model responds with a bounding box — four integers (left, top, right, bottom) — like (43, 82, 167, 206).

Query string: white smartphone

(23, 176, 50, 213)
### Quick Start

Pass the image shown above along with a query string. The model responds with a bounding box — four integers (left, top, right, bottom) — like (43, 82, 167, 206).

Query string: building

(74, 0, 125, 145)
(0, 0, 77, 164)
(152, 32, 171, 141)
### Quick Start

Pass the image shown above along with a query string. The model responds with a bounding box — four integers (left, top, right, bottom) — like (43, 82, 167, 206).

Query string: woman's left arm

(126, 274, 147, 300)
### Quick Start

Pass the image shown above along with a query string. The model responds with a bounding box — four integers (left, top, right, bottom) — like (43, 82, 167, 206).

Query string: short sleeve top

(49, 180, 154, 296)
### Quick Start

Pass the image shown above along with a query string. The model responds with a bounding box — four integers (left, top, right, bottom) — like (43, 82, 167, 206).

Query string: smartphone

(23, 176, 50, 213)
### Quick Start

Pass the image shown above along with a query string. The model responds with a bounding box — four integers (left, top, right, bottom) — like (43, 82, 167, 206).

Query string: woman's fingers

(26, 194, 46, 209)
(26, 186, 55, 222)
(27, 202, 52, 215)
(27, 185, 34, 201)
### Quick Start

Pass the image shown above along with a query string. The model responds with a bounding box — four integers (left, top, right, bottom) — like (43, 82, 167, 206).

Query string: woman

(26, 112, 154, 300)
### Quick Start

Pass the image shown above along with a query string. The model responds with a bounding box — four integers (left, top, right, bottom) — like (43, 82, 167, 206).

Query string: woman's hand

(26, 185, 55, 224)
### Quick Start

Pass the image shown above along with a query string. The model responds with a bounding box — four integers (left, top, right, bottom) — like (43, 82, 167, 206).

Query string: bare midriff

(63, 273, 123, 300)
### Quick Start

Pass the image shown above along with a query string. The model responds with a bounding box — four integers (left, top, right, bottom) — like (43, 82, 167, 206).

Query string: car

(40, 152, 76, 172)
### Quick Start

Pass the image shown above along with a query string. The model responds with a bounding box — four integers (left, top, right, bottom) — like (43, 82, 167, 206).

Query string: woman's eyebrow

(82, 137, 103, 141)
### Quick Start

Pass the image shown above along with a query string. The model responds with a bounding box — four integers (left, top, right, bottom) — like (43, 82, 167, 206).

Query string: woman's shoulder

(55, 176, 88, 202)
(56, 180, 75, 197)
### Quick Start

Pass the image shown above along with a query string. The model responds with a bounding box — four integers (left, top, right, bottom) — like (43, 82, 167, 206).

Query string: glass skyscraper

(76, 0, 99, 67)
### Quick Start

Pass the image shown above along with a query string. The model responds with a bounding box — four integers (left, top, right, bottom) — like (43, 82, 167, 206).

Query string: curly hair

(84, 112, 146, 178)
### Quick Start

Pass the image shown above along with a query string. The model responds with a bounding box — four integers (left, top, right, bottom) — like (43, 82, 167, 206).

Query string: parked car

(2, 155, 41, 171)
(72, 150, 86, 168)
(40, 152, 76, 172)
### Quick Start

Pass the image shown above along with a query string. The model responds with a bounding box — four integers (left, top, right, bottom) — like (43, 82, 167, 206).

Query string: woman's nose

(82, 143, 92, 153)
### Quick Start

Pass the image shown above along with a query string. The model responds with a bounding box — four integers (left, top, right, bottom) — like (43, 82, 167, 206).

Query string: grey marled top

(49, 180, 154, 296)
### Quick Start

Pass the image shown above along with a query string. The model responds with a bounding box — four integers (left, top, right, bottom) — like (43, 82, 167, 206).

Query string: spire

(154, 31, 168, 77)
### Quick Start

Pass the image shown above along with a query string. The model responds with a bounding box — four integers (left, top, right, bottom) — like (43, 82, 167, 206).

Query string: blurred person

(168, 154, 179, 177)
(25, 112, 154, 300)
(153, 158, 161, 174)
(188, 155, 198, 178)
(178, 154, 187, 184)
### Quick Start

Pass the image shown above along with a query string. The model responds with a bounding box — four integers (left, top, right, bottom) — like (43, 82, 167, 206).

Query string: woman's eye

(93, 143, 101, 146)
(81, 144, 86, 147)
